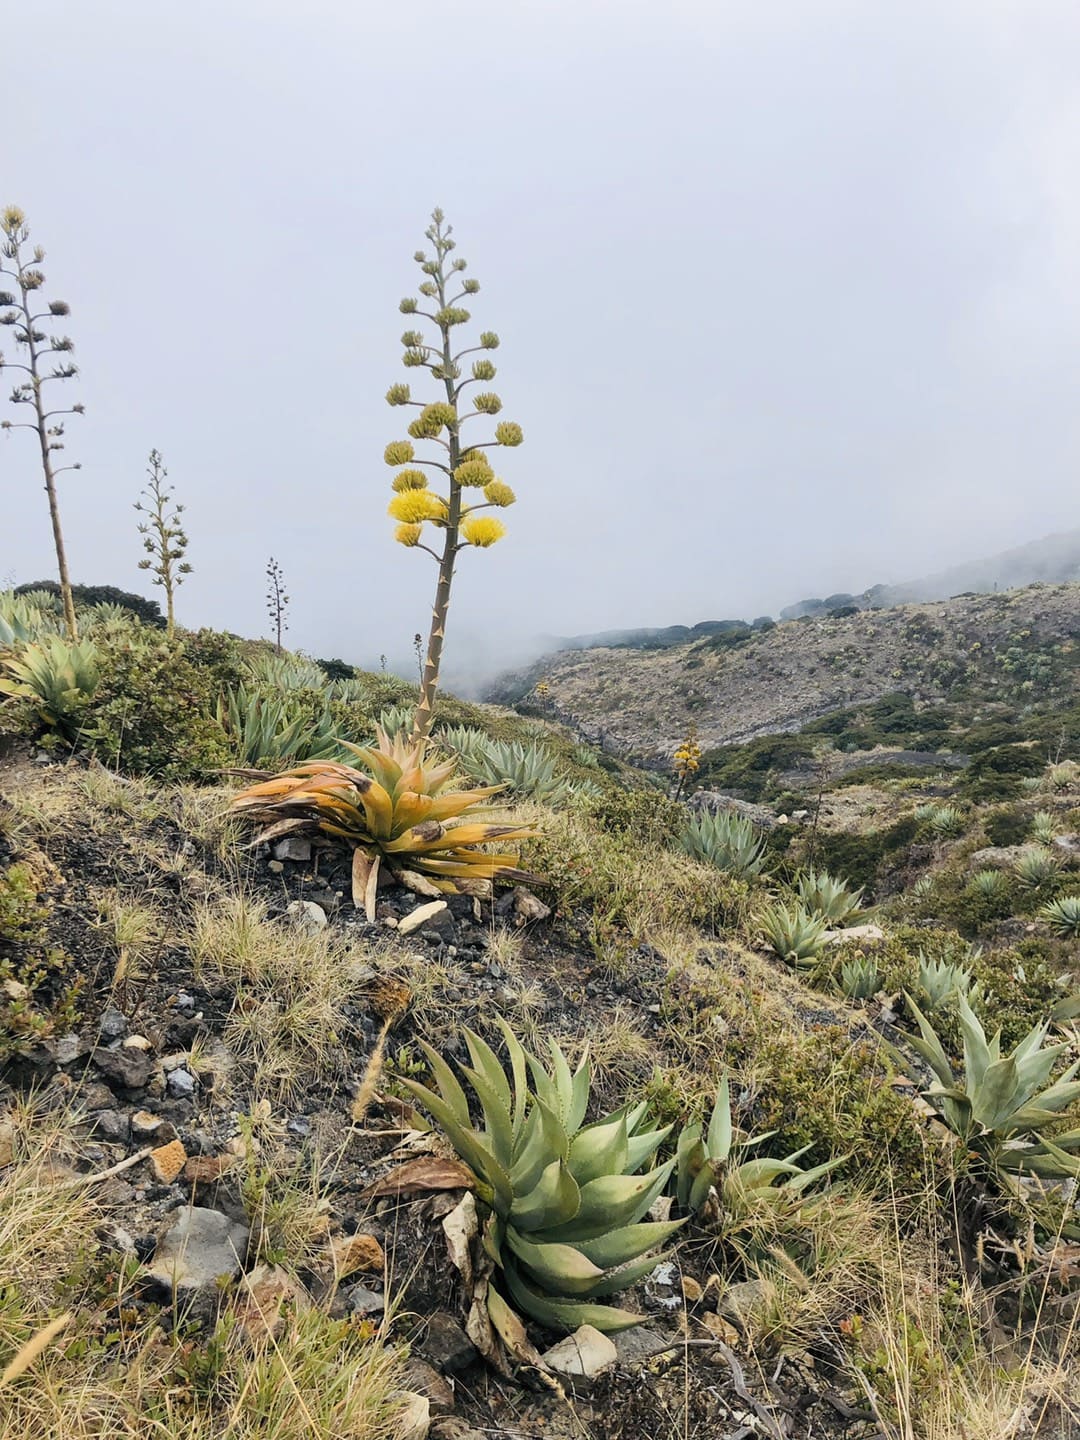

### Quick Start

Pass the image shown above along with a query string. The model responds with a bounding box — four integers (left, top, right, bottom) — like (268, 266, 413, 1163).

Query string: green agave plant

(926, 804, 965, 838)
(915, 954, 973, 1014)
(840, 956, 881, 1000)
(374, 705, 415, 740)
(1040, 894, 1080, 939)
(1014, 845, 1061, 889)
(969, 869, 1008, 899)
(796, 867, 863, 926)
(674, 1076, 841, 1221)
(245, 651, 329, 691)
(401, 1024, 682, 1334)
(680, 809, 766, 879)
(0, 591, 60, 651)
(759, 901, 828, 966)
(217, 684, 352, 768)
(439, 726, 594, 807)
(0, 635, 101, 740)
(904, 990, 1080, 1180)
(1031, 810, 1059, 845)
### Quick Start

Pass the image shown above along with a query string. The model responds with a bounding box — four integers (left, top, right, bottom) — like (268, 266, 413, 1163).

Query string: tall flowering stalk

(0, 207, 84, 640)
(385, 209, 523, 741)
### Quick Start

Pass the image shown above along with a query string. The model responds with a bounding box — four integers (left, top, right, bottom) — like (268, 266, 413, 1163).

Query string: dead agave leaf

(369, 1157, 477, 1198)
(443, 1191, 478, 1288)
(352, 848, 373, 909)
(248, 817, 311, 848)
(396, 869, 445, 899)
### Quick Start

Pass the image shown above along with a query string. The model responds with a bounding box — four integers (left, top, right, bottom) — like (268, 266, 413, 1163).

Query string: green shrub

(15, 580, 165, 628)
(585, 786, 685, 848)
(85, 638, 230, 781)
(0, 859, 79, 1061)
(742, 1027, 928, 1199)
(958, 743, 1045, 802)
(983, 805, 1032, 848)
(812, 817, 919, 895)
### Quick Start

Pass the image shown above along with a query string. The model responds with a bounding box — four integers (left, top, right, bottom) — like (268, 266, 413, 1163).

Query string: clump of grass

(192, 893, 375, 1097)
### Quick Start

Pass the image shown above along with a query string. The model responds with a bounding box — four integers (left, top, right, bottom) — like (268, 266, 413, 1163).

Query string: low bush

(85, 637, 231, 781)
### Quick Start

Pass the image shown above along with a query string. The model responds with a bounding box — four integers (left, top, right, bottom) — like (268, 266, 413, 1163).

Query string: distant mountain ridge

(548, 527, 1080, 651)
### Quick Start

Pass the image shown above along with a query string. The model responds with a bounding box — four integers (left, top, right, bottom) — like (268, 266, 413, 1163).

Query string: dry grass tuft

(192, 893, 377, 1098)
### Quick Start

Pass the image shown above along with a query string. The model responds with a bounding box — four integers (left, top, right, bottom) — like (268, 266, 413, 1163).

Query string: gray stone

(610, 1326, 668, 1367)
(98, 1009, 128, 1041)
(273, 837, 312, 863)
(131, 1110, 176, 1143)
(166, 1067, 197, 1099)
(284, 900, 327, 935)
(824, 923, 885, 946)
(344, 1284, 385, 1317)
(404, 1358, 456, 1415)
(92, 1109, 130, 1143)
(267, 860, 285, 875)
(53, 1032, 92, 1066)
(145, 1207, 249, 1295)
(93, 1045, 153, 1091)
(422, 1311, 477, 1374)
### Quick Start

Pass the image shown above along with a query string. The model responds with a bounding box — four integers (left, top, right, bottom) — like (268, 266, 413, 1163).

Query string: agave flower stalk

(229, 726, 539, 918)
(401, 1023, 682, 1336)
(385, 209, 524, 742)
(0, 207, 84, 640)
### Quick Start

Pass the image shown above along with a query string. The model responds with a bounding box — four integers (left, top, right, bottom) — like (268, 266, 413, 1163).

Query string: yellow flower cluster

(461, 515, 506, 548)
(388, 490, 448, 525)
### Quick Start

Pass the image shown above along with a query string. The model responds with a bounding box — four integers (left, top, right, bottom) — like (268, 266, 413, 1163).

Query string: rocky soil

(0, 758, 897, 1440)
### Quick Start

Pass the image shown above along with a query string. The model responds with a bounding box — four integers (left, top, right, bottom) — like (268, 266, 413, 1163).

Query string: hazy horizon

(5, 1, 1079, 677)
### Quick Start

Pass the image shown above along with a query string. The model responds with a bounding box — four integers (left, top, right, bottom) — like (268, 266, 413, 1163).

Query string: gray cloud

(4, 0, 1079, 679)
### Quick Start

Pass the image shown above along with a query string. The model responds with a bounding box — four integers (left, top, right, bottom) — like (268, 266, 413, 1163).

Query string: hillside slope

(491, 583, 1080, 764)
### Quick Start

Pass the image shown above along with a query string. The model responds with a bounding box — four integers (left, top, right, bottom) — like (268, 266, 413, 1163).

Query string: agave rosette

(905, 989, 1080, 1180)
(401, 1023, 683, 1335)
(229, 727, 538, 914)
(675, 1075, 842, 1220)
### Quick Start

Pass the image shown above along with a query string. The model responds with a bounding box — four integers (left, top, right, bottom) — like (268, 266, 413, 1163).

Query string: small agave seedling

(401, 1024, 682, 1336)
(229, 727, 538, 917)
(674, 1076, 842, 1222)
(915, 954, 973, 1014)
(840, 956, 882, 1001)
(904, 990, 1080, 1181)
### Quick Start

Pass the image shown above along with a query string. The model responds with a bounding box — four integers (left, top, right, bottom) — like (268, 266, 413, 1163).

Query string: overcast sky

(4, 1, 1079, 677)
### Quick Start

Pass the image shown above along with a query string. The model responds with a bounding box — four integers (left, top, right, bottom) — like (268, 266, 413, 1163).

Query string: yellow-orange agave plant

(229, 728, 539, 919)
